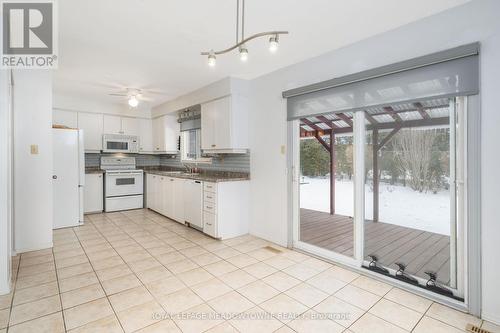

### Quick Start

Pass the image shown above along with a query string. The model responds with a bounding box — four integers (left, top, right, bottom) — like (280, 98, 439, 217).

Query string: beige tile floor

(1, 209, 498, 333)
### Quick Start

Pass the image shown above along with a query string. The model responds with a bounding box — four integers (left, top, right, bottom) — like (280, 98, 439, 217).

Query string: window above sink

(180, 129, 212, 164)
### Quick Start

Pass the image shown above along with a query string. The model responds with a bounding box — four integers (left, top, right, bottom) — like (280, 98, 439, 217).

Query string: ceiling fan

(108, 87, 167, 108)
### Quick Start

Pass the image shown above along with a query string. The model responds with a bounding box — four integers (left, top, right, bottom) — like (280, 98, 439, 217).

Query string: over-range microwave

(102, 134, 139, 153)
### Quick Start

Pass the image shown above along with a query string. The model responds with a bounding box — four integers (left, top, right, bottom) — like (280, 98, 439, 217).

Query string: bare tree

(394, 129, 438, 192)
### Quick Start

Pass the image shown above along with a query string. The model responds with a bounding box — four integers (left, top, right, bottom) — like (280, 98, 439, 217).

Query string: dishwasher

(183, 179, 203, 229)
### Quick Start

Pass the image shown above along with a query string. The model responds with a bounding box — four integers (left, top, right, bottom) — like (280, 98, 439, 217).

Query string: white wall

(54, 92, 152, 118)
(247, 0, 500, 322)
(0, 70, 13, 294)
(152, 77, 249, 117)
(13, 70, 54, 253)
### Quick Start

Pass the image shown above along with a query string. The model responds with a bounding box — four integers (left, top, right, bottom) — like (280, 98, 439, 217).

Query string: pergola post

(330, 130, 336, 215)
(373, 129, 379, 222)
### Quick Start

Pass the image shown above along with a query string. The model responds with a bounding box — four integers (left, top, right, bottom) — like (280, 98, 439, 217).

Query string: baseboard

(0, 279, 11, 295)
(482, 310, 500, 326)
(15, 242, 53, 254)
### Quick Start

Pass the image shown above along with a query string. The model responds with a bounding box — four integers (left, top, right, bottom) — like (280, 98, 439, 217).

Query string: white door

(164, 177, 175, 218)
(77, 113, 103, 151)
(201, 100, 216, 150)
(146, 174, 154, 209)
(164, 115, 180, 153)
(152, 117, 165, 152)
(84, 173, 103, 213)
(214, 97, 232, 149)
(122, 117, 140, 136)
(103, 115, 122, 134)
(53, 129, 80, 228)
(184, 180, 203, 228)
(173, 178, 185, 223)
(139, 119, 154, 152)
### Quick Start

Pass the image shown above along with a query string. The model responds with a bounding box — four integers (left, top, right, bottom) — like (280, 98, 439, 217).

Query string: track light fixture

(201, 0, 288, 66)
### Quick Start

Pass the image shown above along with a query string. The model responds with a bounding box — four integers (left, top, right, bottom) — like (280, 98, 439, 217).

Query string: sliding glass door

(292, 97, 466, 299)
(362, 98, 464, 298)
(297, 116, 355, 261)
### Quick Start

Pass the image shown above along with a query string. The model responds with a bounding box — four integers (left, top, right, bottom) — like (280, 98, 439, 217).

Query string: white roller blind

(284, 43, 479, 120)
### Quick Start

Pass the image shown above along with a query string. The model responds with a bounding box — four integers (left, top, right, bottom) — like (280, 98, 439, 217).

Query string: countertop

(85, 167, 104, 174)
(85, 166, 250, 182)
(141, 167, 250, 183)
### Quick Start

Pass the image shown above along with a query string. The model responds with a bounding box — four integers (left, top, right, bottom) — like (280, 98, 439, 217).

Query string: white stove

(101, 157, 144, 212)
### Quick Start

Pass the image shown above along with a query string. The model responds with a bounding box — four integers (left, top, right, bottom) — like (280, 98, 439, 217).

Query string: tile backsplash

(160, 153, 250, 173)
(84, 153, 161, 168)
(85, 153, 250, 173)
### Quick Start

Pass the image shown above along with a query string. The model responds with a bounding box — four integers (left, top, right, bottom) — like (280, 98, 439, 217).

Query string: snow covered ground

(300, 177, 451, 235)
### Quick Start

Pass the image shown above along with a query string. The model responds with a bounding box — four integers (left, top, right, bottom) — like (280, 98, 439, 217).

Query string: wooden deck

(300, 208, 451, 285)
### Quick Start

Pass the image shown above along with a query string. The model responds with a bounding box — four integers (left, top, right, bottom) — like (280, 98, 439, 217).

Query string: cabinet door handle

(206, 196, 212, 199)
(206, 222, 212, 226)
(211, 144, 216, 147)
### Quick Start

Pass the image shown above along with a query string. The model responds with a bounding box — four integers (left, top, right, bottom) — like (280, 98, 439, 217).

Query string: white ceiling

(54, 0, 470, 108)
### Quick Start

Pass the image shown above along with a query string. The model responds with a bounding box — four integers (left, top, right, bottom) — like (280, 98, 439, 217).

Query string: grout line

(70, 223, 127, 333)
(51, 246, 68, 333)
(5, 252, 21, 333)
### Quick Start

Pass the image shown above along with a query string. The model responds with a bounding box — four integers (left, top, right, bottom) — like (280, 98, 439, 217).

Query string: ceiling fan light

(269, 35, 279, 53)
(239, 45, 248, 62)
(207, 51, 216, 67)
(128, 95, 139, 108)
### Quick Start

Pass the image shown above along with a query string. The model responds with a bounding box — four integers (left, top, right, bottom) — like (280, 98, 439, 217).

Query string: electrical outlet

(30, 144, 39, 155)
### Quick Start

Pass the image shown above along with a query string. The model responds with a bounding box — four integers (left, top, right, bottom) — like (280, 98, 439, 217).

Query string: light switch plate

(30, 144, 39, 155)
(280, 145, 286, 155)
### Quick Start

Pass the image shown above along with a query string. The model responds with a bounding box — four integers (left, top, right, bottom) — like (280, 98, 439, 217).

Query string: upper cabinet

(121, 117, 140, 136)
(138, 119, 154, 153)
(201, 95, 248, 153)
(52, 110, 178, 154)
(152, 114, 179, 154)
(103, 115, 140, 136)
(77, 113, 104, 152)
(103, 115, 122, 134)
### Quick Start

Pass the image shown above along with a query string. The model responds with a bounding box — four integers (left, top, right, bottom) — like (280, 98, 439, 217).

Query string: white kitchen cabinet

(201, 95, 248, 153)
(184, 180, 203, 229)
(146, 173, 249, 239)
(173, 178, 185, 223)
(202, 181, 249, 239)
(147, 174, 185, 224)
(53, 109, 78, 128)
(162, 176, 174, 217)
(139, 119, 154, 153)
(77, 112, 103, 152)
(103, 114, 122, 134)
(152, 115, 179, 153)
(146, 173, 156, 210)
(84, 173, 103, 213)
(121, 117, 140, 136)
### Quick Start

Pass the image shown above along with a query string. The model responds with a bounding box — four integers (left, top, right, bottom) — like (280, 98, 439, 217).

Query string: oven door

(105, 171, 144, 197)
(103, 140, 130, 153)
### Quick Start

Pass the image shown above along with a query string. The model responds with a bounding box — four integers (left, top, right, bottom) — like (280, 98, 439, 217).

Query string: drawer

(203, 211, 217, 238)
(203, 191, 217, 204)
(203, 182, 217, 193)
(203, 202, 217, 214)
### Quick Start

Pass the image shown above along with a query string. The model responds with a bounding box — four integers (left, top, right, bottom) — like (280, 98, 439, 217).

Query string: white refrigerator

(53, 128, 85, 229)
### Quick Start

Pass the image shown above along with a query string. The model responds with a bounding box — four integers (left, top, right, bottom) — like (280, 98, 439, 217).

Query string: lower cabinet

(84, 173, 103, 213)
(146, 174, 186, 224)
(146, 173, 249, 239)
(202, 181, 249, 239)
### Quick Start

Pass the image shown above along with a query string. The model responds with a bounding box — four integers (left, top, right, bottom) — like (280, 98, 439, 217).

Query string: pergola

(299, 97, 450, 222)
